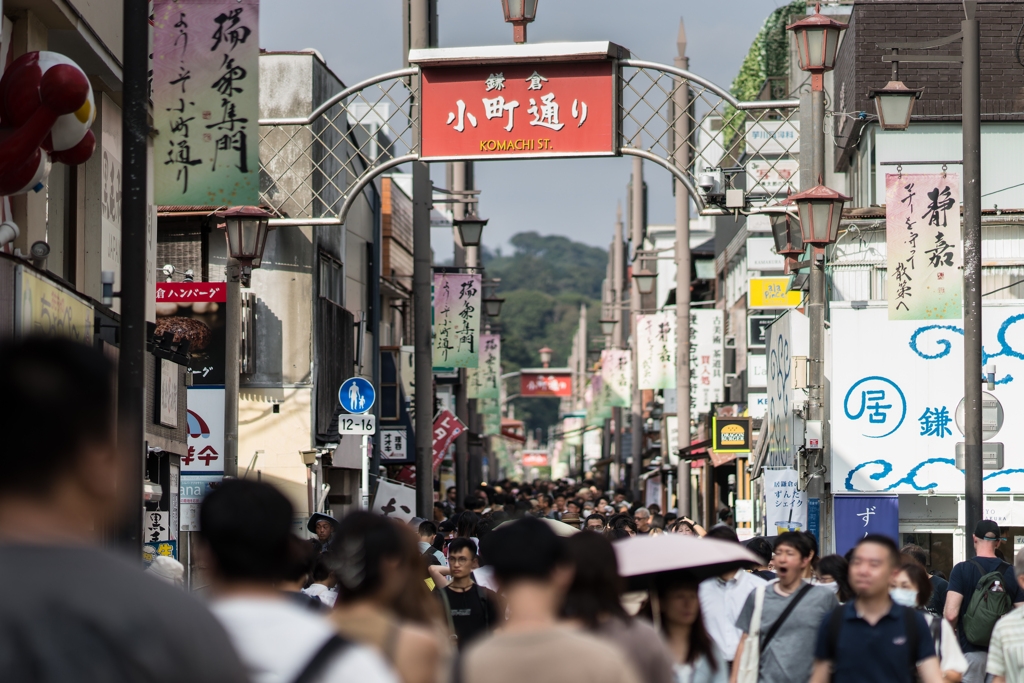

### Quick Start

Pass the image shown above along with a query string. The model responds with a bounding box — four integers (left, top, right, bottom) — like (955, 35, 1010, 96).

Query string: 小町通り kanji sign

(419, 61, 616, 160)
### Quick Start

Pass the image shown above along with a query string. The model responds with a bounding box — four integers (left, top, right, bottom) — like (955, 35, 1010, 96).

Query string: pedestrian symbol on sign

(338, 377, 375, 414)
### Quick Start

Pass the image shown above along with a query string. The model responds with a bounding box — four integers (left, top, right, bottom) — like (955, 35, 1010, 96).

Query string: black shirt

(441, 583, 499, 648)
(948, 556, 1024, 653)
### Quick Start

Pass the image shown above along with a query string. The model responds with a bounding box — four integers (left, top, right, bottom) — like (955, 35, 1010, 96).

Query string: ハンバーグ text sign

(420, 61, 616, 160)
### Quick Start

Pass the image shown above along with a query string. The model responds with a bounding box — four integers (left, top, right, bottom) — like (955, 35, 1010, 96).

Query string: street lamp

(454, 211, 488, 248)
(788, 181, 850, 247)
(761, 199, 804, 258)
(787, 3, 848, 89)
(539, 346, 553, 368)
(500, 0, 538, 44)
(632, 269, 657, 295)
(869, 80, 924, 131)
(215, 205, 275, 272)
(484, 297, 504, 317)
(599, 318, 617, 336)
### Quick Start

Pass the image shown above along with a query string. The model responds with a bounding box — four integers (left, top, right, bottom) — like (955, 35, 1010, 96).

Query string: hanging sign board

(412, 43, 625, 161)
(521, 371, 572, 397)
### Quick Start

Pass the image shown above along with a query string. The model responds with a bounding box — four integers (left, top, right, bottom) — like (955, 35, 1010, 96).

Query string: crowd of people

(6, 336, 1024, 683)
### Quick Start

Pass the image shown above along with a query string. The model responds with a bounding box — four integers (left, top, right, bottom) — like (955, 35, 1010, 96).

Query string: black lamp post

(453, 211, 488, 248)
(500, 0, 538, 44)
(869, 80, 924, 131)
(632, 269, 657, 295)
(484, 297, 504, 317)
(215, 205, 275, 275)
(788, 182, 850, 248)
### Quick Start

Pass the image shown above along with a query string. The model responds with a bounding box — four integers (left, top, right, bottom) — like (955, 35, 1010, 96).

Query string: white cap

(147, 555, 185, 586)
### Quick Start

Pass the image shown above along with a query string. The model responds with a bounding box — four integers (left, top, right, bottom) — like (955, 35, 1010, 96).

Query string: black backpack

(824, 605, 920, 681)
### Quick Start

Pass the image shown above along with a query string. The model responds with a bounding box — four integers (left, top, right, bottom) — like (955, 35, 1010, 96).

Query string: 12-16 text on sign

(339, 414, 376, 435)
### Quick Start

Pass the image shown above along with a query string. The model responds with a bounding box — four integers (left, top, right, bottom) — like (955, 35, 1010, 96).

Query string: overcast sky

(260, 1, 778, 261)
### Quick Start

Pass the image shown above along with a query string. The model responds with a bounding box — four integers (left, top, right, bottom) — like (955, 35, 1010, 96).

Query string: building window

(319, 251, 344, 307)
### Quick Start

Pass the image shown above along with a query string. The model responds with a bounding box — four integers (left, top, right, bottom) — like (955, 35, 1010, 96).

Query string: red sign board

(156, 282, 227, 303)
(420, 61, 616, 161)
(522, 451, 549, 467)
(432, 409, 466, 471)
(521, 372, 572, 397)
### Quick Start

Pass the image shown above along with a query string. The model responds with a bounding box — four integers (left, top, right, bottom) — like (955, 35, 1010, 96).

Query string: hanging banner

(886, 173, 962, 320)
(637, 312, 676, 390)
(184, 386, 225, 473)
(834, 495, 899, 557)
(468, 334, 501, 399)
(521, 371, 572, 397)
(522, 451, 550, 467)
(431, 410, 466, 471)
(690, 310, 725, 415)
(478, 397, 500, 415)
(371, 480, 417, 522)
(601, 349, 631, 408)
(765, 310, 809, 469)
(153, 0, 260, 206)
(763, 468, 807, 534)
(155, 282, 228, 385)
(484, 413, 501, 436)
(433, 273, 481, 368)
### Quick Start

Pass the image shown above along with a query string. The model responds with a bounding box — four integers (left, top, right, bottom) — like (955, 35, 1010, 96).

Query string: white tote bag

(734, 584, 766, 683)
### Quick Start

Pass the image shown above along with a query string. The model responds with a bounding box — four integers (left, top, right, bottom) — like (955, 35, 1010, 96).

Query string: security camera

(697, 168, 724, 199)
(30, 240, 50, 269)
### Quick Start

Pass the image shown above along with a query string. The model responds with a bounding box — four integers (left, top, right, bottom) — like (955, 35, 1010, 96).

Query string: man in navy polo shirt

(810, 535, 942, 683)
(944, 520, 1024, 683)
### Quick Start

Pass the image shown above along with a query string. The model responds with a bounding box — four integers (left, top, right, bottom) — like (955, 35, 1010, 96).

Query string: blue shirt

(948, 556, 1024, 653)
(814, 601, 935, 683)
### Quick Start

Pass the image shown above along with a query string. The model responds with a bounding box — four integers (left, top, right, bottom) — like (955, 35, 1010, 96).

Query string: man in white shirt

(699, 526, 767, 667)
(200, 479, 397, 683)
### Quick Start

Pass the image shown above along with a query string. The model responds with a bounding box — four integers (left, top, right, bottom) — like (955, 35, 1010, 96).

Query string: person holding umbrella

(641, 575, 728, 683)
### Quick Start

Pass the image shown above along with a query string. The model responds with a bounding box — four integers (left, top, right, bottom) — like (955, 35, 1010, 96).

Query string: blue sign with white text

(834, 495, 899, 558)
(339, 377, 375, 414)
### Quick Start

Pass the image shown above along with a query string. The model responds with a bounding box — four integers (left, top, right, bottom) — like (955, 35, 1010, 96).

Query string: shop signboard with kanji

(433, 273, 481, 368)
(886, 173, 962, 320)
(413, 44, 623, 161)
(689, 310, 724, 415)
(832, 301, 1024, 494)
(521, 371, 572, 397)
(637, 312, 676, 390)
(184, 386, 225, 474)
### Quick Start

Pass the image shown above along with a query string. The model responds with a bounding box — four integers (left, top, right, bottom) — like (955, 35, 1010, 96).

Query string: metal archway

(258, 54, 801, 226)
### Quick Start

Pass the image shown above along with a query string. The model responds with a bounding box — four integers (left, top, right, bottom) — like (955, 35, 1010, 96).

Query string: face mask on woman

(890, 587, 918, 608)
(819, 581, 840, 595)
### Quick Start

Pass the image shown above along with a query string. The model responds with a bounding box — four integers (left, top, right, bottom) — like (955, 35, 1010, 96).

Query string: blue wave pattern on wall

(844, 458, 1024, 492)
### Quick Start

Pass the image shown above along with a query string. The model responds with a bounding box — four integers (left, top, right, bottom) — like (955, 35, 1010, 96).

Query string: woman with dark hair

(890, 561, 967, 683)
(814, 554, 854, 603)
(456, 511, 479, 540)
(562, 533, 675, 683)
(329, 512, 448, 683)
(639, 575, 727, 683)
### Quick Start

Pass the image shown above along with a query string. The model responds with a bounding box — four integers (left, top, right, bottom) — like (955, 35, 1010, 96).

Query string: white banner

(765, 310, 808, 469)
(601, 348, 631, 408)
(637, 312, 676, 390)
(764, 468, 808, 533)
(185, 387, 225, 473)
(832, 302, 1024, 494)
(689, 309, 724, 415)
(371, 480, 417, 522)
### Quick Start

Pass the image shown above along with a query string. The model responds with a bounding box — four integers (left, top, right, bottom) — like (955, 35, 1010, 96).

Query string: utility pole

(118, 0, 149, 553)
(451, 161, 469, 507)
(410, 0, 434, 517)
(630, 152, 644, 503)
(224, 264, 240, 479)
(577, 302, 588, 478)
(961, 7, 983, 556)
(673, 18, 692, 520)
(612, 203, 625, 489)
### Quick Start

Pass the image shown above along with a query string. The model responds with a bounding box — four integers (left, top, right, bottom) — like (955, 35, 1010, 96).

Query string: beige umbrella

(613, 533, 761, 588)
(497, 517, 580, 537)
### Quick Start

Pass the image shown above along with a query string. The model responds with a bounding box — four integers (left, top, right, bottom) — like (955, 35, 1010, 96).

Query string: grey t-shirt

(0, 544, 249, 683)
(736, 582, 838, 683)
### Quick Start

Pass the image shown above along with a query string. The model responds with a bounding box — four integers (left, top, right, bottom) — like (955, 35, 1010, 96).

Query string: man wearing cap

(944, 520, 1024, 683)
(307, 512, 339, 553)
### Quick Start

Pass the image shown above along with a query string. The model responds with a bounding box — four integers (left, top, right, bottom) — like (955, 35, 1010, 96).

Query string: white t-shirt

(211, 596, 397, 683)
(302, 583, 339, 607)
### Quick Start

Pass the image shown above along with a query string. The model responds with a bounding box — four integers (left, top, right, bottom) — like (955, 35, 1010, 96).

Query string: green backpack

(962, 559, 1014, 648)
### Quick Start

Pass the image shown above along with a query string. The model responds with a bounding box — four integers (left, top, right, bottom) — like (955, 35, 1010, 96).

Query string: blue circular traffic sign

(339, 377, 375, 414)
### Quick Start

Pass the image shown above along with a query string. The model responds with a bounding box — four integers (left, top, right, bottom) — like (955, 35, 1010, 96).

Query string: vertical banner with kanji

(601, 349, 631, 408)
(763, 468, 807, 534)
(153, 0, 260, 206)
(690, 310, 725, 415)
(433, 273, 481, 368)
(886, 173, 962, 320)
(431, 410, 466, 471)
(637, 312, 676, 390)
(468, 334, 500, 399)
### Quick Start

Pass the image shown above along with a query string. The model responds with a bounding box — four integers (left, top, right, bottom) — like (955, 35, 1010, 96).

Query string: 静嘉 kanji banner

(601, 349, 631, 408)
(153, 0, 260, 206)
(886, 173, 962, 320)
(637, 312, 676, 390)
(468, 334, 500, 399)
(433, 273, 481, 368)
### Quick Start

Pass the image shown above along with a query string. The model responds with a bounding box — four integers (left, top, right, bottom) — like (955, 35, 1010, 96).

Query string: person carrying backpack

(944, 521, 1024, 683)
(810, 535, 941, 683)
